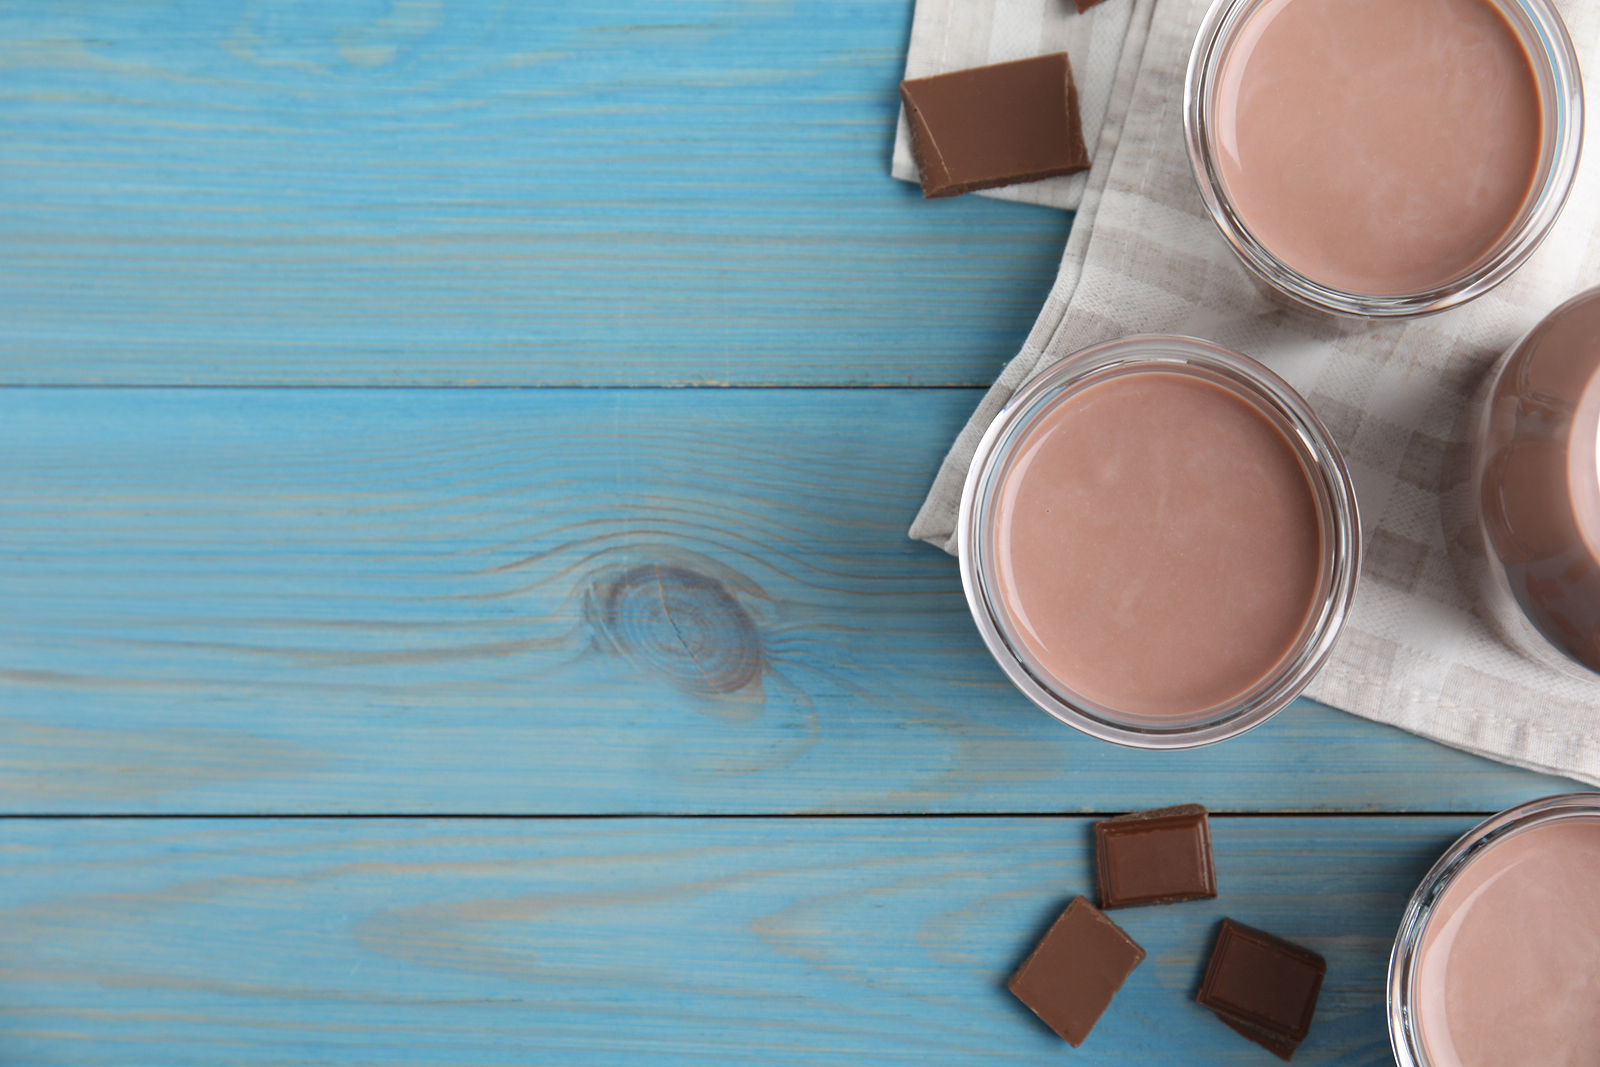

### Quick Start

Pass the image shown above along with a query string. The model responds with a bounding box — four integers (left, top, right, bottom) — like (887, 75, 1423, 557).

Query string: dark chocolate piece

(899, 53, 1089, 199)
(1094, 803, 1217, 908)
(1007, 895, 1145, 1047)
(1214, 1011, 1304, 1061)
(1074, 0, 1110, 10)
(1197, 919, 1326, 1061)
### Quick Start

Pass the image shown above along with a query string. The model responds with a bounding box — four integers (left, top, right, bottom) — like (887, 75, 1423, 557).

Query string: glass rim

(1184, 0, 1585, 319)
(957, 334, 1362, 749)
(1387, 792, 1600, 1067)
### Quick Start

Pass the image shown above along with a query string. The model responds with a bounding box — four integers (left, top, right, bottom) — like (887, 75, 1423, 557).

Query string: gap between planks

(0, 810, 1506, 820)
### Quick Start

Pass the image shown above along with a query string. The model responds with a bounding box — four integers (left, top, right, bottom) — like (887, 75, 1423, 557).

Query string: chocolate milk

(1416, 818, 1600, 1067)
(1477, 288, 1600, 672)
(992, 372, 1323, 719)
(1215, 0, 1542, 295)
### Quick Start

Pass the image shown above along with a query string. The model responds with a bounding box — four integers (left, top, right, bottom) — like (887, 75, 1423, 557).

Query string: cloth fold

(903, 0, 1600, 785)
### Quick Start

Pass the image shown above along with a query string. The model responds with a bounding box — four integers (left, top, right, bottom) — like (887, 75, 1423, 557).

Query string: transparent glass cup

(1184, 0, 1583, 318)
(1448, 286, 1600, 680)
(957, 335, 1361, 748)
(1388, 793, 1600, 1067)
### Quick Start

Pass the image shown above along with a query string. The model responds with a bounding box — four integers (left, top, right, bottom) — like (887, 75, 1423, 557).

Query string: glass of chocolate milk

(1388, 793, 1600, 1067)
(958, 335, 1360, 748)
(1451, 287, 1600, 679)
(1184, 0, 1582, 318)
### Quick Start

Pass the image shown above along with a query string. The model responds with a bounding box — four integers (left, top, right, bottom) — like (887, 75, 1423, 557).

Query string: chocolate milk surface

(1215, 0, 1542, 295)
(993, 372, 1322, 718)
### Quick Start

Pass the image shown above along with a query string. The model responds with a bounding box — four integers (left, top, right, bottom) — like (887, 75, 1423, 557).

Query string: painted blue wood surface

(0, 1, 1586, 1061)
(0, 0, 1067, 386)
(2, 386, 1581, 813)
(0, 815, 1475, 1065)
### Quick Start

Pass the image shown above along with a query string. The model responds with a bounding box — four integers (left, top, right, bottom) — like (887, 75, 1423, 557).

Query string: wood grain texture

(3, 386, 1581, 813)
(0, 815, 1477, 1065)
(2, 3, 1577, 1060)
(0, 0, 1067, 387)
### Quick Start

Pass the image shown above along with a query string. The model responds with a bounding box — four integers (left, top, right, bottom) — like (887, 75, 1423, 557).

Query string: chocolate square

(1214, 1011, 1305, 1061)
(1007, 895, 1145, 1047)
(1094, 803, 1217, 908)
(899, 53, 1089, 199)
(1197, 919, 1326, 1060)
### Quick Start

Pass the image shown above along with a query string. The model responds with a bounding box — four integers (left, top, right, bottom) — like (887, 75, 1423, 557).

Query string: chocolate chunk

(1074, 0, 1110, 9)
(899, 53, 1089, 199)
(1197, 919, 1326, 1061)
(1213, 1011, 1305, 1061)
(1007, 895, 1145, 1047)
(1094, 803, 1218, 908)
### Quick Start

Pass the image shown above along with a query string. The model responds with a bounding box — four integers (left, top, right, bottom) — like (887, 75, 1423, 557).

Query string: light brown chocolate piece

(1094, 803, 1217, 908)
(1007, 895, 1145, 1046)
(899, 53, 1089, 199)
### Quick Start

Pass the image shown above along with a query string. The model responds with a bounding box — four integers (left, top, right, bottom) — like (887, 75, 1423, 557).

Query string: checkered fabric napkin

(907, 0, 1600, 784)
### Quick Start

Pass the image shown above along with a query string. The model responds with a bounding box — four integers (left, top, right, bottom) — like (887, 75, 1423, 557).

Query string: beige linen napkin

(909, 0, 1600, 784)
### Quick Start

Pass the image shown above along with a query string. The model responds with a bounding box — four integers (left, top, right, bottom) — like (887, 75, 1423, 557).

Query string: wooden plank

(0, 0, 1067, 387)
(1, 386, 1581, 813)
(0, 814, 1481, 1064)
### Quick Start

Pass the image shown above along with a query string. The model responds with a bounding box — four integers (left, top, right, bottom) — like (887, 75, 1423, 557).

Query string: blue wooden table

(0, 3, 1589, 1063)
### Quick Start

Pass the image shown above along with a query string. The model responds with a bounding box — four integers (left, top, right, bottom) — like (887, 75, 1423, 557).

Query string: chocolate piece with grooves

(1214, 1011, 1304, 1061)
(899, 53, 1089, 199)
(1007, 895, 1145, 1047)
(1094, 803, 1218, 908)
(1197, 918, 1326, 1060)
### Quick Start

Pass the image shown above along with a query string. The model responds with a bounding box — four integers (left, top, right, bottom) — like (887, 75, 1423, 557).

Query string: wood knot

(590, 563, 763, 695)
